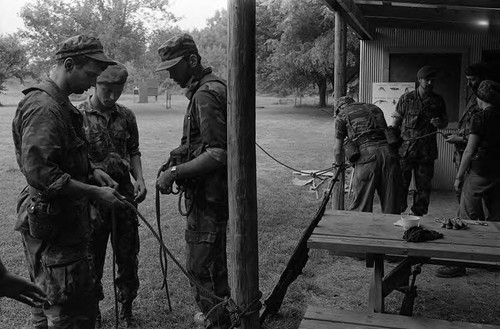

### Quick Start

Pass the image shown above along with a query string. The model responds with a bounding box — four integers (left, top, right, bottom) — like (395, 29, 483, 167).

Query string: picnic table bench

(300, 306, 500, 329)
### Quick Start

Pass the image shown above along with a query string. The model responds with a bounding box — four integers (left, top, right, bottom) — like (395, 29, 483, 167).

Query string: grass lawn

(0, 81, 499, 328)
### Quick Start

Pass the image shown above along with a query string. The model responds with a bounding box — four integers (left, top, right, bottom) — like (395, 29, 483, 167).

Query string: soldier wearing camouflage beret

(455, 80, 500, 223)
(78, 63, 146, 328)
(12, 34, 124, 328)
(155, 34, 231, 329)
(392, 65, 448, 217)
(334, 97, 403, 214)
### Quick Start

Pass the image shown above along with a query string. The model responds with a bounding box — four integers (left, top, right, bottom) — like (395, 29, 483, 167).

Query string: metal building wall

(359, 27, 500, 191)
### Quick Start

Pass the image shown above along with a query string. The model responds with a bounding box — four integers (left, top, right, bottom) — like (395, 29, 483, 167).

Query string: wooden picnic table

(307, 210, 500, 314)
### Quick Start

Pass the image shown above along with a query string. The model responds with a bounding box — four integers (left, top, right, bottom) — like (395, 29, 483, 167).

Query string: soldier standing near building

(78, 64, 146, 328)
(444, 63, 490, 202)
(392, 65, 448, 216)
(155, 34, 231, 329)
(334, 97, 402, 214)
(12, 34, 124, 329)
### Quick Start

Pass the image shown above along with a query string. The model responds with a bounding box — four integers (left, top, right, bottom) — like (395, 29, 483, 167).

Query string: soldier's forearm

(130, 154, 144, 182)
(176, 152, 223, 180)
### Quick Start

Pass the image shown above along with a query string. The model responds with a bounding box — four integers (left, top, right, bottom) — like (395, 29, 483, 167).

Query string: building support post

(333, 11, 347, 210)
(228, 0, 260, 328)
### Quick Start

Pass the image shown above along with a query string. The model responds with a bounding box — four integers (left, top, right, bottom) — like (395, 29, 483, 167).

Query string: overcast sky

(0, 0, 227, 35)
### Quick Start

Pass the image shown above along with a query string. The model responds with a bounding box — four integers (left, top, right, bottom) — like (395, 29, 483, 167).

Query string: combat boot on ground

(120, 301, 138, 328)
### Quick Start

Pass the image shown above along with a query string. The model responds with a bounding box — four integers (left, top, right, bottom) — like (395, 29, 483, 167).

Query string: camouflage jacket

(396, 89, 447, 160)
(180, 67, 228, 204)
(12, 79, 91, 253)
(335, 102, 388, 142)
(455, 94, 481, 153)
(78, 98, 141, 184)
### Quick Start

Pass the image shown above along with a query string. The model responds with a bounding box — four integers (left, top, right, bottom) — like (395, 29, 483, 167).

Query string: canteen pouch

(343, 138, 360, 163)
(27, 194, 61, 240)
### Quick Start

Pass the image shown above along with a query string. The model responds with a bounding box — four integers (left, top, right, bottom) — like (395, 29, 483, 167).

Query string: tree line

(0, 0, 359, 107)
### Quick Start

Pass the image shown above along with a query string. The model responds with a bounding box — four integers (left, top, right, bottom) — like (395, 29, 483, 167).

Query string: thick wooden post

(333, 11, 347, 210)
(228, 0, 260, 328)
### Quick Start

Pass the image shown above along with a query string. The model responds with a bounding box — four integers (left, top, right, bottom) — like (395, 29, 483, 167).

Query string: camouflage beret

(155, 34, 198, 72)
(335, 96, 355, 114)
(476, 80, 500, 105)
(417, 65, 438, 79)
(55, 34, 116, 65)
(97, 64, 128, 84)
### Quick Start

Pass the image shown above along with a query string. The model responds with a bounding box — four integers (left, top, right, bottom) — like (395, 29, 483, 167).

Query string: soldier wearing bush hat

(155, 34, 232, 329)
(392, 65, 448, 217)
(12, 34, 123, 328)
(78, 62, 145, 327)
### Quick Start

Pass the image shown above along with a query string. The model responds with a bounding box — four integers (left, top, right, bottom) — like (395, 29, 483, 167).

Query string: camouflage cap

(97, 63, 128, 84)
(476, 80, 500, 105)
(417, 65, 438, 79)
(155, 34, 198, 72)
(335, 96, 355, 114)
(55, 34, 117, 65)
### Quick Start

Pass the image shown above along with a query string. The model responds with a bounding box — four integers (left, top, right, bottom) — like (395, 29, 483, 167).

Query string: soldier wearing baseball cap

(56, 34, 117, 65)
(155, 34, 232, 329)
(78, 62, 146, 327)
(155, 34, 199, 72)
(12, 35, 124, 328)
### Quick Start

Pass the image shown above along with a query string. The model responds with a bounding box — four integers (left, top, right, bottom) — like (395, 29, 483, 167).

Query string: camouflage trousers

(400, 158, 434, 216)
(349, 143, 403, 214)
(22, 233, 97, 329)
(89, 201, 140, 304)
(459, 169, 500, 221)
(185, 194, 231, 329)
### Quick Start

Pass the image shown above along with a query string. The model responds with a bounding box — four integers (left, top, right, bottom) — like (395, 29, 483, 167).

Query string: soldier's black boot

(120, 301, 138, 328)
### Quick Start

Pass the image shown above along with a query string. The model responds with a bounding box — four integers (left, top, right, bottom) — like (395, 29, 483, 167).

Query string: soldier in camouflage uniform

(435, 63, 490, 278)
(444, 63, 490, 203)
(12, 34, 124, 329)
(78, 64, 146, 328)
(334, 97, 403, 213)
(392, 66, 448, 216)
(155, 34, 231, 329)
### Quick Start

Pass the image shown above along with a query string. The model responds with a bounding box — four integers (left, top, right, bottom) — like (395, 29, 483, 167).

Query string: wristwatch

(170, 166, 178, 180)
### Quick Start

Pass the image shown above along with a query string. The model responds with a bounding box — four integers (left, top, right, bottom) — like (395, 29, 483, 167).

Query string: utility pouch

(27, 193, 61, 240)
(384, 126, 402, 147)
(343, 138, 360, 163)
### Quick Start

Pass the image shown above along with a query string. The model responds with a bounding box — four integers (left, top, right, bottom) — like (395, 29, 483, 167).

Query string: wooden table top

(308, 210, 500, 263)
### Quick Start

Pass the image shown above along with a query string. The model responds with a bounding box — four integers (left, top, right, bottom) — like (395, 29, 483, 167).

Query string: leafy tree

(191, 9, 228, 79)
(19, 0, 176, 79)
(0, 34, 30, 105)
(256, 0, 359, 106)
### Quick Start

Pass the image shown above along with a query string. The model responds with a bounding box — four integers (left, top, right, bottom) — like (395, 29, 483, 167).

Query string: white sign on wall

(372, 82, 415, 124)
